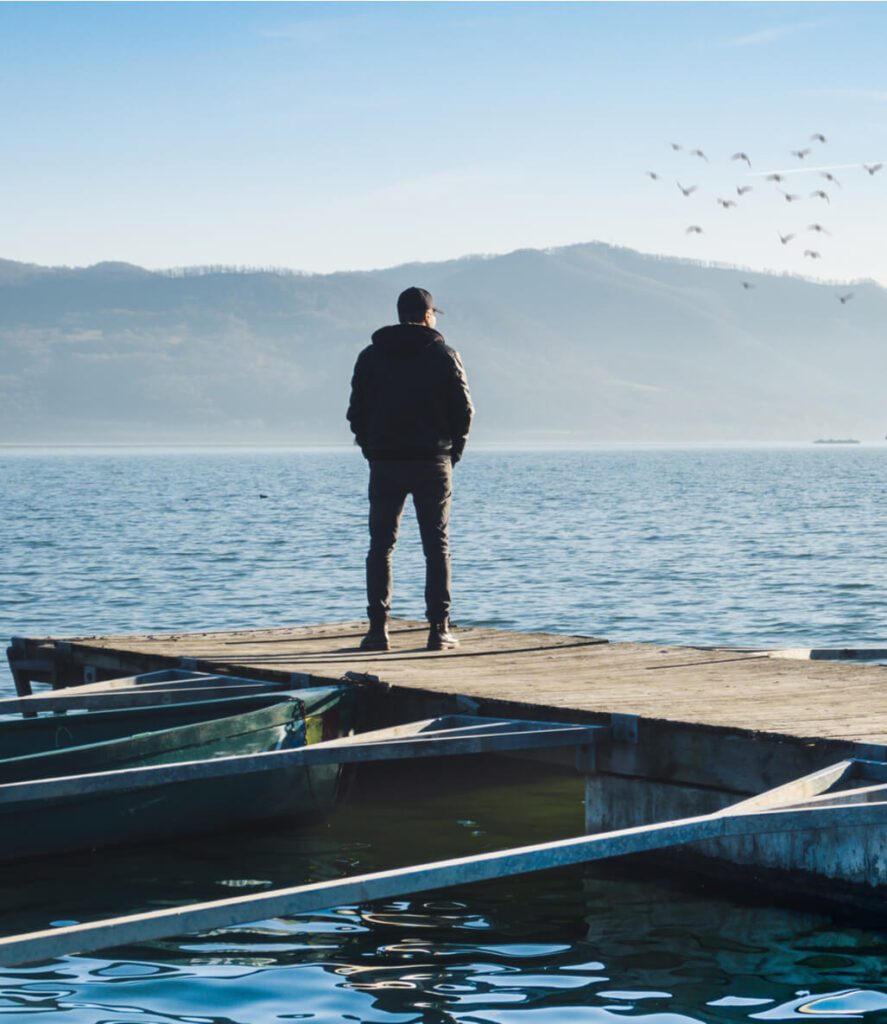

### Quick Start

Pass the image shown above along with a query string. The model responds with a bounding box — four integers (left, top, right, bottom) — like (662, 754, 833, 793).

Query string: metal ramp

(1, 734, 885, 966)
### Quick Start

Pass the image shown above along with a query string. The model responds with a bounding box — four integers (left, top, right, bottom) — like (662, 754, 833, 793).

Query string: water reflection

(753, 989, 887, 1019)
(1, 751, 886, 1023)
(3, 882, 887, 1023)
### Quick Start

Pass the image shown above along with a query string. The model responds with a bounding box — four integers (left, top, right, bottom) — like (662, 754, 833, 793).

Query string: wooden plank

(2, 795, 884, 967)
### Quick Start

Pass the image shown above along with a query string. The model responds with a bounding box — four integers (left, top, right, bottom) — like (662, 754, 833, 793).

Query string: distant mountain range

(1, 243, 884, 443)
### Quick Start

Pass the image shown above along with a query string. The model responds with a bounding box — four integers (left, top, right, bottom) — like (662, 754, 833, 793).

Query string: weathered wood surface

(10, 620, 887, 745)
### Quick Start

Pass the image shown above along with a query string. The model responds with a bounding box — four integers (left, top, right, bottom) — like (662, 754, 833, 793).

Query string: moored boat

(0, 688, 343, 783)
(0, 685, 356, 861)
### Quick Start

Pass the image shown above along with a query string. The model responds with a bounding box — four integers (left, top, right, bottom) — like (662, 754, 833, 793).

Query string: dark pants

(366, 459, 453, 624)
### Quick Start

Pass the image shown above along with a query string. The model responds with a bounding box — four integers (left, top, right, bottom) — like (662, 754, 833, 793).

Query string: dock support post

(6, 639, 34, 697)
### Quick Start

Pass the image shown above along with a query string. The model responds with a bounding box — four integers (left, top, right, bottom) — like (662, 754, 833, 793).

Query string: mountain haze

(1, 243, 884, 444)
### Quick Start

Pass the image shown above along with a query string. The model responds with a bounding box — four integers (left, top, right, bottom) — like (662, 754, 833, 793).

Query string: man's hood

(371, 323, 444, 359)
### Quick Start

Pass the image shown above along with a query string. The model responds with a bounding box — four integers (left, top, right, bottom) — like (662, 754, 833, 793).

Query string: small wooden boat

(0, 688, 343, 783)
(0, 683, 295, 762)
(0, 684, 356, 861)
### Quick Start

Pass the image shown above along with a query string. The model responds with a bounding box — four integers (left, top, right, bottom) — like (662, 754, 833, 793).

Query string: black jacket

(347, 324, 474, 462)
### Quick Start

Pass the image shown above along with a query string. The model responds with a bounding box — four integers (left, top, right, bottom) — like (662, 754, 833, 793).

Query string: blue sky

(1, 2, 885, 282)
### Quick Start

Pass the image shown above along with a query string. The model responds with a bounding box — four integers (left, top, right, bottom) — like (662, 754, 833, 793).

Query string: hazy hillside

(0, 244, 884, 443)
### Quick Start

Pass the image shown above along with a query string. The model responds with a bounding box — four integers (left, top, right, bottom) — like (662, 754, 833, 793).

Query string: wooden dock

(8, 619, 887, 796)
(5, 619, 887, 923)
(9, 619, 887, 745)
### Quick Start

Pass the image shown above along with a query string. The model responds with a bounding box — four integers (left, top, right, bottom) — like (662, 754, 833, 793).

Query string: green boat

(1, 690, 285, 758)
(0, 685, 356, 862)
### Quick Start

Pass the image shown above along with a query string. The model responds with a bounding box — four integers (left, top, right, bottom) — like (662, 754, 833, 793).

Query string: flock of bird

(646, 133, 882, 303)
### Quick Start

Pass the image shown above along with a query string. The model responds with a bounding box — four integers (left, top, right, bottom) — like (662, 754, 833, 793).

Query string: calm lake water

(1, 446, 886, 1023)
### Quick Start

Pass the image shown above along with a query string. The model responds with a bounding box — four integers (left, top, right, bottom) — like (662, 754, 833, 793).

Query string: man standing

(347, 287, 473, 652)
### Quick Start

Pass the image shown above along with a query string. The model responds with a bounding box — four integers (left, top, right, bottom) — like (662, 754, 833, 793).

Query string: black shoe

(360, 621, 390, 651)
(427, 619, 459, 651)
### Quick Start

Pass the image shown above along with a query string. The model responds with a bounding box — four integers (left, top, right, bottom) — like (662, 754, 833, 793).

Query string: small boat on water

(0, 688, 345, 782)
(0, 681, 356, 862)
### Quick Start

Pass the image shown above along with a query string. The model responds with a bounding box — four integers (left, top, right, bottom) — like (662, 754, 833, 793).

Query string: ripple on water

(752, 988, 887, 1019)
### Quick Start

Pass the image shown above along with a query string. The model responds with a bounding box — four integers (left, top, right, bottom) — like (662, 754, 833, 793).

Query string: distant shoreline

(2, 440, 886, 453)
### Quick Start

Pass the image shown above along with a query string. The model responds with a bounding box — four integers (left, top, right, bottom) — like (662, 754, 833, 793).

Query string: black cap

(397, 286, 443, 323)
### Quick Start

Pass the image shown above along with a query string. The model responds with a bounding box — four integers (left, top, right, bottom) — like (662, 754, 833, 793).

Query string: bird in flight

(677, 182, 698, 196)
(646, 171, 660, 180)
(810, 190, 830, 203)
(863, 163, 883, 175)
(741, 281, 755, 290)
(803, 250, 821, 259)
(686, 225, 704, 234)
(810, 133, 827, 143)
(807, 223, 831, 235)
(765, 173, 785, 183)
(838, 292, 855, 304)
(690, 148, 709, 162)
(791, 148, 812, 159)
(731, 152, 752, 167)
(717, 198, 737, 208)
(820, 172, 841, 186)
(778, 232, 795, 245)
(670, 142, 683, 151)
(736, 185, 753, 195)
(779, 190, 801, 202)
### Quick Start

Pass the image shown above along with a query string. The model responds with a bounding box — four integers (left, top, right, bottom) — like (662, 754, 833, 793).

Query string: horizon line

(2, 441, 885, 451)
(0, 239, 879, 290)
